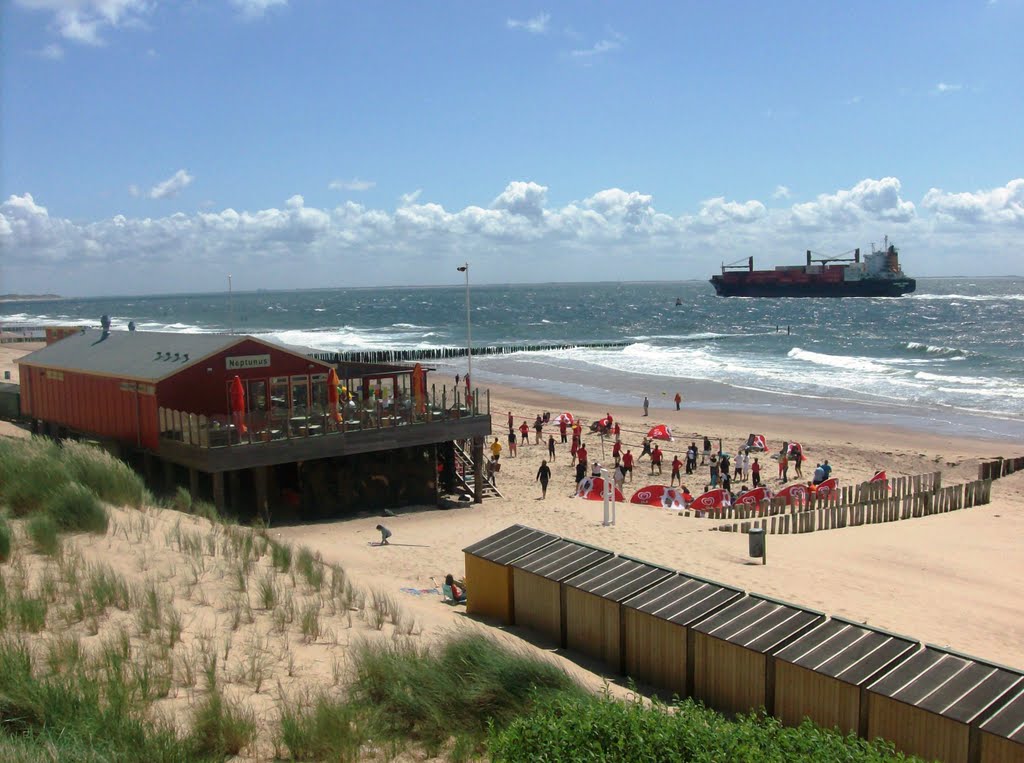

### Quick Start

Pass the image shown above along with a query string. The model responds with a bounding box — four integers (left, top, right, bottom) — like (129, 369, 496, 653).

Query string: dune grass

(0, 517, 11, 562)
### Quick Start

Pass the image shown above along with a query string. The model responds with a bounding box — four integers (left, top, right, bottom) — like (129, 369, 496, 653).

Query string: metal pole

(457, 263, 472, 402)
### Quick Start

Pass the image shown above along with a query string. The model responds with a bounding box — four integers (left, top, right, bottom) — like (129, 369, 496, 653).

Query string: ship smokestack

(748, 257, 753, 272)
(806, 250, 811, 267)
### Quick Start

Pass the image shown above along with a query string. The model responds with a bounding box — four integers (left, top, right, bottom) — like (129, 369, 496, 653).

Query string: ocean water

(4, 278, 1023, 440)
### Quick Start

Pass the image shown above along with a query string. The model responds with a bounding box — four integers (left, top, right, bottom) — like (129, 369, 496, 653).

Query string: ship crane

(805, 248, 861, 267)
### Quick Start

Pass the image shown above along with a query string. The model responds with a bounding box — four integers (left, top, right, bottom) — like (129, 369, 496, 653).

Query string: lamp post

(456, 263, 472, 397)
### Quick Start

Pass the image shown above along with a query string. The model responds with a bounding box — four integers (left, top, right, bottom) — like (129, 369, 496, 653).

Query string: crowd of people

(481, 405, 838, 509)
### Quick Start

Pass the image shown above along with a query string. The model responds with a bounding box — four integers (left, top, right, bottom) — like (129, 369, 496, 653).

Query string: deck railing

(158, 386, 489, 450)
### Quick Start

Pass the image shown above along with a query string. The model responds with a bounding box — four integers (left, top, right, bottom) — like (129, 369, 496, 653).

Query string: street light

(456, 264, 472, 403)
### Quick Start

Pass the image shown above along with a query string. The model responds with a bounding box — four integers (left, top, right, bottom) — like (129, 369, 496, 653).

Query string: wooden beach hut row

(463, 526, 1024, 763)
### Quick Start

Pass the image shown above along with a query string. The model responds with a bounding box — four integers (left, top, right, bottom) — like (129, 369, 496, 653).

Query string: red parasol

(647, 424, 673, 441)
(811, 477, 839, 498)
(229, 375, 248, 434)
(327, 368, 341, 423)
(575, 477, 625, 502)
(775, 483, 810, 505)
(630, 485, 687, 508)
(735, 486, 773, 508)
(689, 488, 731, 511)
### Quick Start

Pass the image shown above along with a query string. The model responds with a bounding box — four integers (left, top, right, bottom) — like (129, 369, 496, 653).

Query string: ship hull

(710, 277, 916, 298)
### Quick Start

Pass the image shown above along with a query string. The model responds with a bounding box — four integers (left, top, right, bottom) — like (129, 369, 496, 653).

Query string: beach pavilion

(17, 328, 492, 518)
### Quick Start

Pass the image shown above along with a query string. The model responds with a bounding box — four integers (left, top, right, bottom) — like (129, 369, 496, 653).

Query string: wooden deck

(158, 415, 491, 471)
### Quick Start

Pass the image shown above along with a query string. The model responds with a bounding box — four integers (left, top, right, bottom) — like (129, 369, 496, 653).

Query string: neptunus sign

(226, 354, 271, 370)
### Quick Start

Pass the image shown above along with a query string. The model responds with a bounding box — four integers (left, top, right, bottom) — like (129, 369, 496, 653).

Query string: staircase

(453, 442, 503, 500)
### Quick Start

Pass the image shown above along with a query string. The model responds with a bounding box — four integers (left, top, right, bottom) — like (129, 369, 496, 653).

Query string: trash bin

(748, 527, 765, 562)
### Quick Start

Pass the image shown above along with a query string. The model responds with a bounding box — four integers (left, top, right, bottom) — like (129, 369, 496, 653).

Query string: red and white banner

(735, 486, 772, 508)
(575, 477, 624, 502)
(812, 477, 839, 498)
(776, 483, 810, 505)
(647, 424, 673, 441)
(630, 485, 688, 509)
(689, 488, 731, 511)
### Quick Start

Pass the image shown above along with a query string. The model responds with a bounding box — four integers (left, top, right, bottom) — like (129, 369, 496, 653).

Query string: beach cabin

(510, 539, 614, 647)
(620, 572, 744, 697)
(977, 685, 1024, 763)
(691, 595, 824, 718)
(772, 617, 918, 736)
(866, 646, 1024, 763)
(18, 329, 492, 515)
(462, 525, 560, 624)
(561, 556, 675, 672)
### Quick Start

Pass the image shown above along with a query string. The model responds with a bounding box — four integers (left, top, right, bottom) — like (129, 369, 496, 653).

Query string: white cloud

(772, 185, 791, 199)
(328, 178, 376, 192)
(506, 12, 550, 34)
(789, 177, 915, 228)
(147, 169, 194, 200)
(15, 0, 148, 45)
(922, 179, 1024, 225)
(4, 178, 1023, 293)
(399, 189, 423, 206)
(935, 82, 963, 94)
(570, 38, 621, 58)
(230, 0, 287, 19)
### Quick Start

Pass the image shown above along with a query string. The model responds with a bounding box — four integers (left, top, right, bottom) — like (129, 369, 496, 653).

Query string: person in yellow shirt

(490, 438, 502, 460)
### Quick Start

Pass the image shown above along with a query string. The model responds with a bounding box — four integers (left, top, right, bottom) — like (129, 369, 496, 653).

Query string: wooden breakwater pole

(311, 340, 631, 365)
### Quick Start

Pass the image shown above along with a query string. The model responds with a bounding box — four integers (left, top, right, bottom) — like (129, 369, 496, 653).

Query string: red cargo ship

(710, 238, 916, 298)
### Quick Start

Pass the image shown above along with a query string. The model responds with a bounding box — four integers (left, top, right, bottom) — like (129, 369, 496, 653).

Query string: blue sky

(2, 0, 1022, 296)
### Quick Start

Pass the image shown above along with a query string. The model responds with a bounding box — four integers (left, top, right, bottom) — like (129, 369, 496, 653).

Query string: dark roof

(623, 572, 744, 626)
(563, 555, 674, 603)
(693, 595, 825, 654)
(462, 525, 559, 565)
(510, 539, 613, 582)
(17, 329, 329, 382)
(774, 617, 918, 686)
(980, 685, 1024, 743)
(868, 646, 1024, 725)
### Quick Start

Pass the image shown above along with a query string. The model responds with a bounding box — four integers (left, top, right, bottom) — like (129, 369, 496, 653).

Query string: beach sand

(275, 382, 1024, 670)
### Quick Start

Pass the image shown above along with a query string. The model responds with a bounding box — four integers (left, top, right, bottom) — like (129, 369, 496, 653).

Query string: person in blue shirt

(821, 460, 832, 480)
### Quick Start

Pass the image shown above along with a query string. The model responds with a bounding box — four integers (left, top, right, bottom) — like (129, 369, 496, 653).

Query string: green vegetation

(26, 513, 60, 556)
(0, 517, 11, 562)
(45, 481, 109, 534)
(489, 691, 917, 762)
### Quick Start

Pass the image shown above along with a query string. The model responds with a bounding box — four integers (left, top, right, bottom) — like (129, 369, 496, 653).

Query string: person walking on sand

(779, 449, 789, 483)
(507, 428, 517, 458)
(671, 455, 683, 485)
(533, 414, 544, 444)
(674, 392, 682, 410)
(507, 411, 513, 430)
(611, 439, 622, 462)
(536, 460, 552, 499)
(490, 438, 502, 461)
(613, 421, 621, 441)
(792, 446, 803, 479)
(548, 435, 556, 461)
(570, 437, 579, 466)
(519, 420, 530, 445)
(559, 417, 568, 444)
(643, 395, 650, 417)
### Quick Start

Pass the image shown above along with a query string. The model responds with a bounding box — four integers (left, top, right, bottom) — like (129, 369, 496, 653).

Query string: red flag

(647, 424, 673, 441)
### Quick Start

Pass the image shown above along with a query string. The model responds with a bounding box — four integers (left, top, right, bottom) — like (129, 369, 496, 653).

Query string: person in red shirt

(650, 445, 663, 475)
(519, 421, 530, 445)
(621, 450, 634, 482)
(572, 421, 582, 441)
(751, 458, 762, 487)
(612, 422, 621, 441)
(674, 392, 682, 410)
(507, 411, 513, 430)
(559, 418, 568, 443)
(612, 440, 622, 461)
(671, 455, 683, 485)
(576, 444, 588, 470)
(570, 438, 579, 466)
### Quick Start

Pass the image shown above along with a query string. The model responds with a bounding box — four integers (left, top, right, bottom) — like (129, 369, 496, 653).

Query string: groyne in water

(311, 340, 630, 365)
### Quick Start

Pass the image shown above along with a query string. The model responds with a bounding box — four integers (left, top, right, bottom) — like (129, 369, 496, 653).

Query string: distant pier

(311, 340, 630, 365)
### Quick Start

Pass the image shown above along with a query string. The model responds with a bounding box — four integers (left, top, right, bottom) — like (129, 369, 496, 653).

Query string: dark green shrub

(45, 482, 109, 534)
(489, 692, 918, 762)
(26, 513, 60, 556)
(0, 517, 11, 562)
(171, 486, 192, 513)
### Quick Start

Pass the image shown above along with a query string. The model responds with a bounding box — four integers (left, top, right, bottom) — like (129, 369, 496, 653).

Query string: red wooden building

(18, 329, 491, 516)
